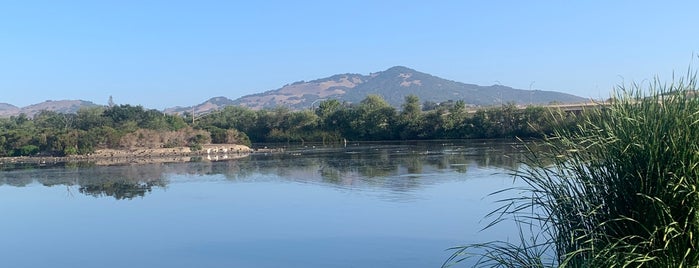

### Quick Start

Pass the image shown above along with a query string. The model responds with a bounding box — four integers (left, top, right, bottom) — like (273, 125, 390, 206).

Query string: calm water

(0, 140, 528, 268)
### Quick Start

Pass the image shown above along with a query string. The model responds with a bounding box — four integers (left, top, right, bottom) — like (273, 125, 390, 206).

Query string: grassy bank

(445, 72, 699, 267)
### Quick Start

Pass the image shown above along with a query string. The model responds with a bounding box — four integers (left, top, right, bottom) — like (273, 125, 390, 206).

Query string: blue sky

(2, 0, 698, 109)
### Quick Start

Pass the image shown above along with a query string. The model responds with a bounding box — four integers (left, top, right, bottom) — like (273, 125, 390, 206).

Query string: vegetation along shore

(0, 94, 593, 163)
(444, 71, 699, 267)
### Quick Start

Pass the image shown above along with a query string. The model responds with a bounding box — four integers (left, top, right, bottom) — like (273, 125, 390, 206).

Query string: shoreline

(0, 144, 280, 167)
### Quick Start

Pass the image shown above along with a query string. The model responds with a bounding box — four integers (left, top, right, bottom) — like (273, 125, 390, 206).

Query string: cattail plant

(445, 70, 699, 267)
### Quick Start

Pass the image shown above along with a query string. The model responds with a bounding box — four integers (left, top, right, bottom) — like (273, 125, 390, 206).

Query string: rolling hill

(167, 66, 587, 115)
(0, 100, 100, 118)
(2, 66, 588, 118)
(0, 103, 21, 117)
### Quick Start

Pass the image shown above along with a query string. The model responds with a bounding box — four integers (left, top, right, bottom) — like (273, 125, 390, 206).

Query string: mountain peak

(207, 96, 235, 105)
(383, 66, 417, 73)
(164, 66, 587, 115)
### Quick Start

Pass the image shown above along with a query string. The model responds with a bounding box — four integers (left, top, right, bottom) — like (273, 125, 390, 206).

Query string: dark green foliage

(17, 145, 39, 156)
(0, 93, 577, 156)
(398, 95, 422, 139)
(75, 106, 108, 130)
(193, 105, 262, 140)
(348, 95, 397, 140)
(207, 126, 251, 146)
(0, 105, 213, 156)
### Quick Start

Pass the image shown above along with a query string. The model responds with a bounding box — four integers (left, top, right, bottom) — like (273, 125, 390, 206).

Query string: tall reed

(445, 71, 699, 267)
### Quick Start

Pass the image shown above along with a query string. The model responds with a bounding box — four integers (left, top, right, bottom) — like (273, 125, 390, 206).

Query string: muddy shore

(0, 144, 281, 167)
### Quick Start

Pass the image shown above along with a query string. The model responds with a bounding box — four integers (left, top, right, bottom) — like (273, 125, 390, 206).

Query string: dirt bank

(0, 144, 256, 167)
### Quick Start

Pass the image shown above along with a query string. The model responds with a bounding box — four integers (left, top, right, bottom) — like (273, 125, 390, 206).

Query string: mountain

(0, 103, 21, 117)
(330, 66, 586, 107)
(231, 73, 367, 110)
(2, 67, 587, 118)
(163, 96, 235, 115)
(171, 66, 587, 114)
(0, 100, 101, 118)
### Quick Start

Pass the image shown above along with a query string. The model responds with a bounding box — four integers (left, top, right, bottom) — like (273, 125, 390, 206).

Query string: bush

(63, 146, 78, 156)
(16, 145, 40, 156)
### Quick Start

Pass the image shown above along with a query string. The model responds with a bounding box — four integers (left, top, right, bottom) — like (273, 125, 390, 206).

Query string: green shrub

(17, 145, 40, 156)
(63, 146, 78, 156)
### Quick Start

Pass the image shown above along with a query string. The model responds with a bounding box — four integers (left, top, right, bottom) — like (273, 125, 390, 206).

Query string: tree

(34, 110, 75, 131)
(353, 95, 396, 140)
(76, 107, 108, 130)
(422, 101, 439, 111)
(442, 100, 468, 138)
(103, 104, 145, 125)
(398, 95, 422, 139)
(315, 99, 341, 119)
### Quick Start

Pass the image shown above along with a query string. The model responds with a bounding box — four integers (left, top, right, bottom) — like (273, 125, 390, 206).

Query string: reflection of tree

(0, 141, 536, 199)
(0, 163, 168, 200)
(319, 167, 342, 184)
(66, 165, 168, 200)
(79, 180, 162, 200)
(0, 176, 34, 187)
(222, 141, 533, 192)
(179, 141, 533, 193)
(404, 154, 423, 174)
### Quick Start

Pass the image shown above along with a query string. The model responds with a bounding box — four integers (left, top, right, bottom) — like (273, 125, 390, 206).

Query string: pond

(0, 140, 529, 268)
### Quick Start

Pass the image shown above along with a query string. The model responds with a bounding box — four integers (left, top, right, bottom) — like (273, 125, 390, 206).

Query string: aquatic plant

(445, 71, 699, 267)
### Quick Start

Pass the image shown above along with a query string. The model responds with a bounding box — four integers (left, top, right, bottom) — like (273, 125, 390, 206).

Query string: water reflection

(0, 164, 168, 200)
(0, 140, 530, 200)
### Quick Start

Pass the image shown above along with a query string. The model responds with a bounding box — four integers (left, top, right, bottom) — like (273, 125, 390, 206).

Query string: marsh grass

(445, 71, 699, 267)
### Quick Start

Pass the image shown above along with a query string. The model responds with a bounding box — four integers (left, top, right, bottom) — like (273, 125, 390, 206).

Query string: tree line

(0, 94, 579, 157)
(193, 94, 578, 143)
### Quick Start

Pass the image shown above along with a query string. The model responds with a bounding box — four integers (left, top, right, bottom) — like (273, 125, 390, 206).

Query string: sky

(2, 0, 698, 110)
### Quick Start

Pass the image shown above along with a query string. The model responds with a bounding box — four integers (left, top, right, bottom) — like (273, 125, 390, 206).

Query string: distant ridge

(164, 96, 234, 116)
(0, 100, 100, 118)
(167, 66, 586, 115)
(0, 103, 20, 117)
(1, 66, 588, 118)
